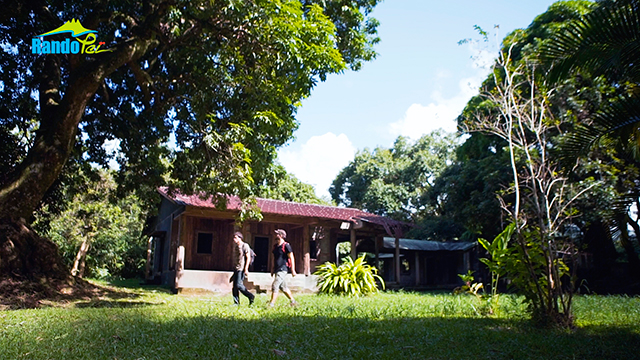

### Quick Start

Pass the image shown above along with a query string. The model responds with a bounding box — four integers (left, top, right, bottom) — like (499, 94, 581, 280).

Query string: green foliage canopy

(256, 163, 331, 205)
(0, 0, 381, 221)
(538, 1, 640, 277)
(432, 0, 594, 242)
(330, 131, 458, 221)
(540, 0, 640, 160)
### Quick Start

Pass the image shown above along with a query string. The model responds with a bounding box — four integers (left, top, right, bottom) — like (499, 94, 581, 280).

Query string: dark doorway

(154, 235, 165, 278)
(152, 236, 165, 274)
(253, 236, 269, 272)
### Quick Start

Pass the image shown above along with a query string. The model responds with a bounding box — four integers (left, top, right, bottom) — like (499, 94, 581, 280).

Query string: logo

(32, 19, 112, 55)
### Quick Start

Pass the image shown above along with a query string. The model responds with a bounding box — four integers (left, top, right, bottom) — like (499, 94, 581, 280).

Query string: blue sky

(277, 0, 559, 199)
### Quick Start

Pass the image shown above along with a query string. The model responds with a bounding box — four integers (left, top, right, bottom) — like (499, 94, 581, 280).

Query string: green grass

(1, 282, 639, 360)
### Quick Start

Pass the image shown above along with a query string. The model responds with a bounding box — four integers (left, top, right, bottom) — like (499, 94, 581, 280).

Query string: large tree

(256, 163, 331, 205)
(330, 131, 458, 221)
(425, 1, 594, 243)
(454, 0, 602, 327)
(0, 0, 381, 279)
(420, 132, 513, 242)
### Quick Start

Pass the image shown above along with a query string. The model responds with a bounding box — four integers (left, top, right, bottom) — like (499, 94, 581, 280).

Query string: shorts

(271, 271, 289, 292)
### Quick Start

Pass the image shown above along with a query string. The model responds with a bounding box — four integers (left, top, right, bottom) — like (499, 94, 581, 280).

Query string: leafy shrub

(453, 270, 492, 316)
(479, 223, 573, 325)
(45, 170, 147, 279)
(314, 255, 384, 296)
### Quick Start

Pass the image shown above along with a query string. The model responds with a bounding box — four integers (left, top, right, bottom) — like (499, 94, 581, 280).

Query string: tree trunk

(0, 6, 170, 292)
(0, 15, 163, 219)
(618, 215, 640, 278)
(0, 54, 87, 220)
(71, 238, 91, 278)
(0, 37, 157, 280)
(625, 215, 640, 278)
(0, 217, 68, 279)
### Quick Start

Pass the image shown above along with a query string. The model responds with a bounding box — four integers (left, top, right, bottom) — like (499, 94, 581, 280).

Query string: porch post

(176, 245, 185, 272)
(375, 234, 382, 272)
(175, 245, 185, 289)
(350, 227, 356, 260)
(303, 223, 310, 276)
(415, 252, 420, 286)
(145, 236, 153, 280)
(464, 251, 470, 272)
(175, 216, 185, 289)
(330, 228, 337, 264)
(395, 236, 400, 284)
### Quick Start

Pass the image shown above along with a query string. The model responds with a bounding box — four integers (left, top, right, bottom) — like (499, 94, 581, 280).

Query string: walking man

(231, 232, 255, 306)
(269, 229, 297, 307)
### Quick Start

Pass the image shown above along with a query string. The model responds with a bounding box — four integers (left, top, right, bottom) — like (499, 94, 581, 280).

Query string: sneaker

(289, 301, 298, 307)
(267, 302, 275, 308)
(249, 297, 255, 306)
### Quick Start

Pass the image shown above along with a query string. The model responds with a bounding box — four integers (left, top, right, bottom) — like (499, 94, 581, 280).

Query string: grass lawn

(1, 280, 639, 360)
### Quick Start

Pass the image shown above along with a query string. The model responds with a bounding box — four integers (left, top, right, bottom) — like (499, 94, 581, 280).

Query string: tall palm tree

(542, 0, 640, 279)
(542, 0, 640, 158)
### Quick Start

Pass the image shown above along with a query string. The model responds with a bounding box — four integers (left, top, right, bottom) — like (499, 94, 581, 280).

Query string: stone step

(245, 272, 318, 293)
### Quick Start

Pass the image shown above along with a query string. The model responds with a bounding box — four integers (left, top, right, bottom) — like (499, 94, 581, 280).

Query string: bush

(314, 255, 384, 296)
(44, 170, 147, 279)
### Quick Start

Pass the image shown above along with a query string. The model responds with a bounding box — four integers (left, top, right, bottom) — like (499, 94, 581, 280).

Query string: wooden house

(146, 188, 407, 293)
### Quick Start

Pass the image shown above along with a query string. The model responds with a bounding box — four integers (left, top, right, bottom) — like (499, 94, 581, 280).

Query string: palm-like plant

(542, 0, 640, 158)
(314, 255, 384, 296)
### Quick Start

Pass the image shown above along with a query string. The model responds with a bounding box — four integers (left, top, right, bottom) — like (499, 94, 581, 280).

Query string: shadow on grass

(70, 279, 172, 308)
(103, 278, 172, 293)
(0, 276, 150, 310)
(4, 309, 640, 360)
(73, 300, 165, 308)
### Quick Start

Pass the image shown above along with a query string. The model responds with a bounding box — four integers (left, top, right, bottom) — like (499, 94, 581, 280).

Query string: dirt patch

(0, 217, 141, 310)
(0, 276, 135, 310)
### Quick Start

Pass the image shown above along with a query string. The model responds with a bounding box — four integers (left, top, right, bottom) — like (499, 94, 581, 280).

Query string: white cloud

(389, 40, 497, 140)
(435, 69, 451, 79)
(389, 39, 498, 140)
(278, 132, 356, 199)
(475, 50, 497, 70)
(462, 27, 500, 71)
(389, 75, 483, 139)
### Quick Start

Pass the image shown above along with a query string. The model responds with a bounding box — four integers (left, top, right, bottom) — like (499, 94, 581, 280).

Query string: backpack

(248, 247, 256, 267)
(244, 243, 256, 268)
(280, 242, 292, 271)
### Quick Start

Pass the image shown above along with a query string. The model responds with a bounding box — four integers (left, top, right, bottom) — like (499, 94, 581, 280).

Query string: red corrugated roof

(158, 187, 407, 230)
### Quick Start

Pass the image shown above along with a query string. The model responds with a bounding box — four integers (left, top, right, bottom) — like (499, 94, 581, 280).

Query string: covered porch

(357, 237, 478, 289)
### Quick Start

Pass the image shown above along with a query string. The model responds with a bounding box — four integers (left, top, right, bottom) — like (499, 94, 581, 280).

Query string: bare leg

(270, 290, 279, 304)
(269, 272, 296, 306)
(282, 289, 295, 302)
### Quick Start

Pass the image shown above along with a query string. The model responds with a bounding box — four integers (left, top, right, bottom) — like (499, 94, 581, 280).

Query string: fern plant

(314, 255, 385, 296)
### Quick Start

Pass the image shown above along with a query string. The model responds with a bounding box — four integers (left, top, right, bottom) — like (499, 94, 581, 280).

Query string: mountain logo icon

(38, 19, 97, 38)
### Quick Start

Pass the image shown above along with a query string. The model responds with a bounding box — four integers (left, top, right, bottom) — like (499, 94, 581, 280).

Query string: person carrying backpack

(268, 229, 297, 307)
(231, 232, 255, 306)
